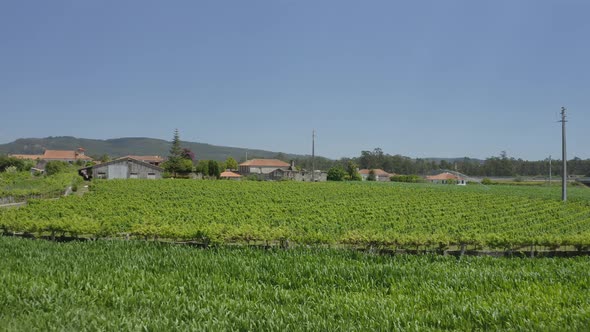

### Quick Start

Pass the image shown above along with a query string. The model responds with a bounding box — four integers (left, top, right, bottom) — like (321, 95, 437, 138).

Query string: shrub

(327, 167, 346, 181)
(45, 161, 70, 176)
(4, 166, 17, 173)
(481, 178, 493, 185)
(390, 175, 423, 183)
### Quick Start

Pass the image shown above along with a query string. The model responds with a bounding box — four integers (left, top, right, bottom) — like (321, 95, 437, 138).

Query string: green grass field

(1, 237, 589, 331)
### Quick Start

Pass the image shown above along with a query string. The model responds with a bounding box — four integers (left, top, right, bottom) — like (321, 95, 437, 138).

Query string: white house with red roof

(239, 159, 291, 175)
(358, 169, 394, 181)
(426, 172, 467, 185)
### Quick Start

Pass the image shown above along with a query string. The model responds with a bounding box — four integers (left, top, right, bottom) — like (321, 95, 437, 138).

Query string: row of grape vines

(1, 180, 589, 250)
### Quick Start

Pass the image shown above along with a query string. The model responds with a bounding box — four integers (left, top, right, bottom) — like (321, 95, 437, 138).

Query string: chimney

(76, 147, 85, 156)
(290, 160, 295, 169)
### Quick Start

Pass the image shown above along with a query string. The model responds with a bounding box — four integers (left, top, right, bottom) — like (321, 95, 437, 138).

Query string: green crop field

(1, 237, 589, 331)
(1, 180, 589, 250)
(0, 171, 80, 201)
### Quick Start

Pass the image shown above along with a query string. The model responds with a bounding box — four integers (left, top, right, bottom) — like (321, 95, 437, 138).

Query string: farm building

(268, 168, 328, 182)
(358, 169, 394, 181)
(79, 157, 163, 180)
(239, 159, 291, 175)
(11, 148, 93, 163)
(220, 170, 241, 180)
(426, 172, 466, 185)
(240, 159, 327, 182)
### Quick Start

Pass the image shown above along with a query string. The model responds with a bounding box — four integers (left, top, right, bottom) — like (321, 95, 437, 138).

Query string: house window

(147, 173, 156, 179)
(130, 173, 138, 179)
(97, 172, 106, 179)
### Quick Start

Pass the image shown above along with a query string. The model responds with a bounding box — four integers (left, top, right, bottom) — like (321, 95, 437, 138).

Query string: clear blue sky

(1, 1, 588, 160)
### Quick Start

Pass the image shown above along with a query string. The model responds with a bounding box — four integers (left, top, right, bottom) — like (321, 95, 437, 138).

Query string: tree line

(287, 148, 590, 178)
(3, 131, 589, 178)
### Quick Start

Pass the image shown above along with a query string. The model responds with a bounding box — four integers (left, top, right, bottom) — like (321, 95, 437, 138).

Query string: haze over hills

(0, 137, 310, 162)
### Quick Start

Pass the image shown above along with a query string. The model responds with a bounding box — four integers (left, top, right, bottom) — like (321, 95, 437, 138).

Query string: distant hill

(0, 136, 310, 162)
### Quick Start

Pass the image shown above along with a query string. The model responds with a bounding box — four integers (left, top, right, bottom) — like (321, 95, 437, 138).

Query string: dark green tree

(225, 157, 238, 171)
(208, 160, 221, 178)
(196, 160, 209, 176)
(367, 169, 376, 181)
(164, 129, 193, 177)
(346, 161, 361, 181)
(327, 166, 346, 181)
(170, 129, 182, 158)
(0, 156, 28, 172)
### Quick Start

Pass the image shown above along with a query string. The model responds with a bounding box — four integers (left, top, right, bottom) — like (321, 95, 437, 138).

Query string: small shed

(79, 157, 164, 180)
(220, 170, 242, 180)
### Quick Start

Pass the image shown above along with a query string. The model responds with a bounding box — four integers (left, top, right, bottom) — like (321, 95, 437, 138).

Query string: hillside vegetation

(0, 136, 306, 161)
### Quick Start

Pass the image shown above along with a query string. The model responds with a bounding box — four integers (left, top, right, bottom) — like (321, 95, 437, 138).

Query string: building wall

(239, 166, 282, 175)
(429, 179, 466, 185)
(268, 169, 327, 182)
(361, 174, 390, 181)
(92, 160, 162, 180)
(108, 164, 128, 179)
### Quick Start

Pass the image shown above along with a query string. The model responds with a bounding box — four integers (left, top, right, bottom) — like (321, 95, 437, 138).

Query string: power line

(548, 155, 551, 185)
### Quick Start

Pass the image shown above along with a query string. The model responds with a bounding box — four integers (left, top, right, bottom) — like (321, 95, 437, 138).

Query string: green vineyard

(2, 180, 590, 251)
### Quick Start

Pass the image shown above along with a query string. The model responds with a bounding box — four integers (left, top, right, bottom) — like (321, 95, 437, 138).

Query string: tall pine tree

(169, 129, 182, 159)
(164, 129, 193, 177)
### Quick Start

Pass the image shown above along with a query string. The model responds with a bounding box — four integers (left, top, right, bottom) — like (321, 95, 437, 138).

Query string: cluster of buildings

(11, 148, 93, 167)
(10, 149, 166, 180)
(10, 148, 468, 185)
(234, 159, 327, 181)
(9, 149, 328, 182)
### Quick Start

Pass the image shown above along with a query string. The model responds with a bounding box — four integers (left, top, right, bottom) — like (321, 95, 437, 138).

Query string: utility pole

(311, 129, 316, 182)
(548, 155, 551, 185)
(559, 107, 567, 201)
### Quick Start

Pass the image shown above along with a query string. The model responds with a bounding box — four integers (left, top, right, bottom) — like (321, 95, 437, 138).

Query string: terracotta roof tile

(42, 150, 93, 160)
(123, 155, 164, 162)
(359, 169, 392, 176)
(426, 172, 463, 180)
(239, 159, 290, 167)
(9, 154, 44, 160)
(220, 171, 241, 178)
(10, 150, 92, 161)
